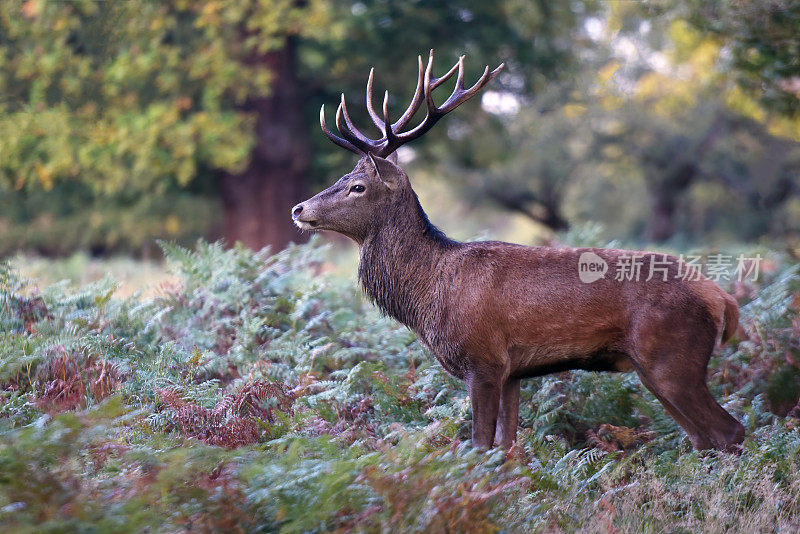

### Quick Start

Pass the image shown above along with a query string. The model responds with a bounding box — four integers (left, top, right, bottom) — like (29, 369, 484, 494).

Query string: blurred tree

(593, 101, 727, 241)
(457, 93, 590, 232)
(586, 7, 800, 243)
(451, 3, 800, 244)
(622, 5, 800, 241)
(677, 0, 800, 120)
(0, 0, 325, 251)
(0, 184, 219, 257)
(0, 0, 597, 252)
(593, 100, 800, 242)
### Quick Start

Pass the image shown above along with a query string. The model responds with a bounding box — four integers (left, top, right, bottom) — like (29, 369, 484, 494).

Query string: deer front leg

(467, 371, 503, 450)
(494, 378, 520, 448)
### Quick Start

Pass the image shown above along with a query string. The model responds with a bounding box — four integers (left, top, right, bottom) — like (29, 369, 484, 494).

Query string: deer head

(291, 50, 503, 243)
(291, 154, 411, 243)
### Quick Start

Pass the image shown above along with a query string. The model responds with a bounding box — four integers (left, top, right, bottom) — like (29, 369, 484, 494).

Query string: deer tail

(721, 293, 740, 344)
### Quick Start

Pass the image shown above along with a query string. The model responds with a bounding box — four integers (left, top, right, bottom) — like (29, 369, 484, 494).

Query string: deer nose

(292, 204, 303, 218)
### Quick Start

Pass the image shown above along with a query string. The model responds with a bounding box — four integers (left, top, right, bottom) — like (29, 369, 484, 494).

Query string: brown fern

(156, 380, 293, 449)
(34, 348, 121, 413)
(587, 423, 656, 454)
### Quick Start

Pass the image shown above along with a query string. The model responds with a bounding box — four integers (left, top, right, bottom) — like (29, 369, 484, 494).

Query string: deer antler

(320, 50, 504, 158)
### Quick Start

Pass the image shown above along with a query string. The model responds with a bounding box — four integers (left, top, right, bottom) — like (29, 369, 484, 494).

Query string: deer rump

(296, 51, 745, 452)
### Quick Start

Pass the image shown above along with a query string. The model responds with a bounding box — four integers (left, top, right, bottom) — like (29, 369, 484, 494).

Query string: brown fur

(722, 293, 740, 343)
(292, 156, 745, 451)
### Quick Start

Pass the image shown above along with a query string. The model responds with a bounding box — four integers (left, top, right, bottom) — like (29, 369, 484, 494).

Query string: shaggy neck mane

(358, 188, 457, 332)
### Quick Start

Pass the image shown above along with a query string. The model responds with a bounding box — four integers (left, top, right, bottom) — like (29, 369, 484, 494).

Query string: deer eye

(350, 184, 365, 193)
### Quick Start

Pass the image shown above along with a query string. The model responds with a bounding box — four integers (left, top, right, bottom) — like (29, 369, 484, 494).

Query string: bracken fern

(1, 241, 799, 532)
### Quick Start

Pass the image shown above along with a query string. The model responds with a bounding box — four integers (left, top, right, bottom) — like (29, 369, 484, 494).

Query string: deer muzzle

(290, 202, 319, 230)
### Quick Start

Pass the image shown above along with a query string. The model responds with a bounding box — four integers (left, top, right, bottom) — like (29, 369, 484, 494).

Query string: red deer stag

(291, 50, 745, 451)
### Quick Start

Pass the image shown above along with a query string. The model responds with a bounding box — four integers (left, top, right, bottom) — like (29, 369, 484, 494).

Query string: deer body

(293, 52, 745, 451)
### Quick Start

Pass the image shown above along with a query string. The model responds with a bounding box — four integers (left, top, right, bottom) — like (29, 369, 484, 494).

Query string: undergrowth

(1, 238, 799, 532)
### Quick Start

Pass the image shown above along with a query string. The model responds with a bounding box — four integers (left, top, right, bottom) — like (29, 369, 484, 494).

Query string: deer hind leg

(632, 363, 714, 449)
(494, 378, 521, 449)
(631, 332, 744, 451)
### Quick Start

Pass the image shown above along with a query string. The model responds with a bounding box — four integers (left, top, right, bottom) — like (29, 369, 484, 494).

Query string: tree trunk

(648, 163, 697, 242)
(649, 190, 677, 242)
(646, 112, 726, 242)
(219, 40, 308, 251)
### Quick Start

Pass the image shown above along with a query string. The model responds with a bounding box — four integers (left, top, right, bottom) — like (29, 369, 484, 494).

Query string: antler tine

(336, 94, 376, 154)
(391, 55, 425, 132)
(429, 50, 460, 91)
(320, 104, 363, 154)
(439, 62, 504, 114)
(366, 68, 385, 135)
(395, 50, 454, 142)
(339, 94, 374, 146)
(368, 56, 426, 140)
(439, 65, 488, 114)
(422, 51, 438, 119)
(382, 90, 399, 152)
(454, 55, 466, 91)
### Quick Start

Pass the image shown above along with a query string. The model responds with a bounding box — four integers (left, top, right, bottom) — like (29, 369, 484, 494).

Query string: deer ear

(367, 153, 404, 190)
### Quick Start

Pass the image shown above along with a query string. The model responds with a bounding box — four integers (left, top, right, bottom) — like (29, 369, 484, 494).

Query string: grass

(11, 252, 177, 298)
(1, 236, 799, 532)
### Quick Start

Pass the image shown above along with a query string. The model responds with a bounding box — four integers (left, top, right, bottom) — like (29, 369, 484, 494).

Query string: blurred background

(1, 0, 799, 283)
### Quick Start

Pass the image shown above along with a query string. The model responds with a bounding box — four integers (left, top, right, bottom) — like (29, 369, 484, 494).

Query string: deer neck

(358, 190, 456, 332)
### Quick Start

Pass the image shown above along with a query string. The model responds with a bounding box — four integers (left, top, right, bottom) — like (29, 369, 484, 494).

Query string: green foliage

(1, 240, 800, 531)
(0, 0, 602, 254)
(680, 0, 800, 120)
(1, 1, 797, 253)
(0, 183, 218, 256)
(0, 0, 318, 192)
